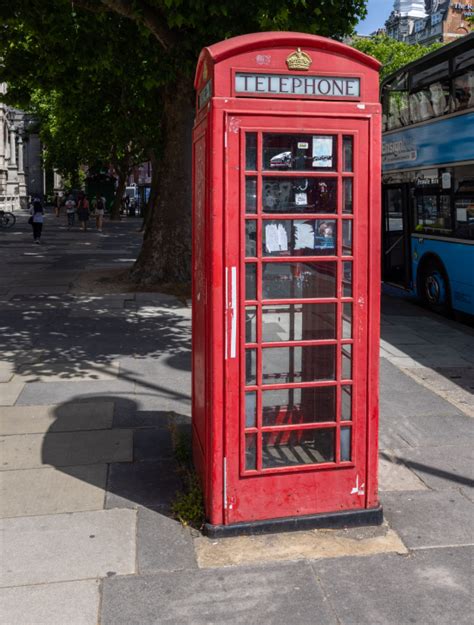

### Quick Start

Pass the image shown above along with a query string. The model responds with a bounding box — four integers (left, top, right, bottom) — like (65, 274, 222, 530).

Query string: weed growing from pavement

(169, 417, 205, 529)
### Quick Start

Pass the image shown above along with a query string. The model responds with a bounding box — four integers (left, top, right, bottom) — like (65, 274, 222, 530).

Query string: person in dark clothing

(30, 199, 44, 244)
(77, 192, 90, 231)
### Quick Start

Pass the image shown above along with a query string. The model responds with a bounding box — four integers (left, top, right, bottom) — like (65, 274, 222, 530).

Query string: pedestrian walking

(29, 198, 44, 244)
(95, 195, 105, 232)
(53, 193, 61, 218)
(65, 194, 76, 230)
(77, 192, 90, 232)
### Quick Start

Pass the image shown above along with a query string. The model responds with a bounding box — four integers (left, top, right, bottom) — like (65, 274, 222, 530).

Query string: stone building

(386, 0, 473, 45)
(0, 83, 45, 210)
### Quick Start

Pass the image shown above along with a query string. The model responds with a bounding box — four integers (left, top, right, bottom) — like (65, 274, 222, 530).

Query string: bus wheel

(419, 260, 451, 315)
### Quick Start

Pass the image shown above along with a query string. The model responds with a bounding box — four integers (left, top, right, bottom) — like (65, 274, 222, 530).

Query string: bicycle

(0, 210, 16, 229)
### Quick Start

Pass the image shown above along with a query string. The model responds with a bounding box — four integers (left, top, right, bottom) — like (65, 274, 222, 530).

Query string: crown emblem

(286, 48, 312, 71)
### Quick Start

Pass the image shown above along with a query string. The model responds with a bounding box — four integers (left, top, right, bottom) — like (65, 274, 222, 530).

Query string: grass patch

(169, 419, 205, 529)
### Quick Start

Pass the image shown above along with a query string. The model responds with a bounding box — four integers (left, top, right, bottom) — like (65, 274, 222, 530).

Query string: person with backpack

(95, 195, 105, 232)
(29, 198, 44, 244)
(76, 192, 90, 232)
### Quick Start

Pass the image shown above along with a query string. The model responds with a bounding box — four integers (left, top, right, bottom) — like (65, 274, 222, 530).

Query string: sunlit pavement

(0, 211, 472, 625)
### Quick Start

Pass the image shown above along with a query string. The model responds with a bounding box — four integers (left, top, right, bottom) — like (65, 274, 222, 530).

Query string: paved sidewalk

(0, 212, 473, 625)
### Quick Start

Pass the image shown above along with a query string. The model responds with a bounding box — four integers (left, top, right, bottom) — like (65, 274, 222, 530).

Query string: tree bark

(110, 168, 127, 220)
(130, 74, 194, 284)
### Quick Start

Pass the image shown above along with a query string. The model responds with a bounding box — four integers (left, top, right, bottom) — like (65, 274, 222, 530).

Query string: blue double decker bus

(381, 33, 474, 317)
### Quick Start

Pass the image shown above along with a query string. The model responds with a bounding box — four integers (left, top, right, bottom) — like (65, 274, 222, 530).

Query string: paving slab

(378, 454, 427, 491)
(381, 490, 474, 549)
(0, 579, 100, 625)
(390, 443, 474, 492)
(0, 508, 136, 586)
(137, 508, 197, 573)
(0, 429, 133, 470)
(15, 379, 134, 405)
(133, 427, 174, 461)
(312, 547, 473, 625)
(105, 459, 180, 510)
(0, 401, 114, 435)
(0, 382, 25, 406)
(12, 360, 120, 383)
(380, 413, 474, 450)
(101, 561, 337, 625)
(0, 464, 107, 518)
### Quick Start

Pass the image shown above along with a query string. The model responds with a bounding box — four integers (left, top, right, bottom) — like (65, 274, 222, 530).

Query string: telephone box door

(224, 115, 372, 524)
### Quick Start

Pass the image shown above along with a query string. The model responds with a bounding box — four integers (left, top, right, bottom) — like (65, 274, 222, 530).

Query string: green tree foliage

(0, 2, 165, 216)
(350, 34, 443, 82)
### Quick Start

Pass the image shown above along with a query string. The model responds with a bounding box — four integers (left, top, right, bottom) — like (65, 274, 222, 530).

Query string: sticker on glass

(297, 142, 309, 149)
(312, 136, 333, 168)
(265, 223, 289, 253)
(295, 192, 307, 206)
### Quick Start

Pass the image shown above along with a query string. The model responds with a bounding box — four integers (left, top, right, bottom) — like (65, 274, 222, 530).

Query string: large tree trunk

(130, 74, 194, 284)
(110, 168, 127, 220)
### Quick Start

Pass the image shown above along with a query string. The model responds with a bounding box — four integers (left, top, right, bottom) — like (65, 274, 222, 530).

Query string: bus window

(410, 61, 450, 122)
(452, 71, 474, 112)
(382, 73, 409, 131)
(454, 169, 474, 240)
(414, 188, 452, 235)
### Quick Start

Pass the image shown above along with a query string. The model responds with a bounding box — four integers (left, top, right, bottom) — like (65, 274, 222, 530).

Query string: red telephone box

(192, 32, 382, 536)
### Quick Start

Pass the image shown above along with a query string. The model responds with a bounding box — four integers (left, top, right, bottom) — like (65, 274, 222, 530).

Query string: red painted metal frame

(192, 32, 381, 527)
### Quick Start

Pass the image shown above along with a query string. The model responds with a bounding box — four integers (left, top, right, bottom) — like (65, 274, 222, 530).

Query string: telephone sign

(192, 32, 383, 536)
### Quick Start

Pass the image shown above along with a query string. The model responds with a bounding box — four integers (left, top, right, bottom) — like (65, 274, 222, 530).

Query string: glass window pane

(245, 220, 257, 257)
(342, 344, 352, 380)
(342, 303, 352, 339)
(263, 219, 336, 257)
(245, 434, 257, 470)
(245, 177, 257, 213)
(262, 428, 335, 468)
(262, 303, 336, 342)
(245, 306, 257, 343)
(343, 136, 353, 172)
(342, 220, 352, 256)
(246, 133, 257, 170)
(343, 261, 352, 297)
(343, 178, 353, 214)
(262, 345, 336, 384)
(341, 386, 352, 421)
(262, 262, 336, 299)
(246, 349, 257, 385)
(245, 391, 257, 428)
(340, 427, 352, 462)
(262, 386, 336, 426)
(262, 177, 337, 213)
(263, 134, 337, 171)
(245, 263, 257, 300)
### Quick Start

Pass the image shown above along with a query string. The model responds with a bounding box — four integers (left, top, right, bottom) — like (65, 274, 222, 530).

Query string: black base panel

(204, 506, 383, 538)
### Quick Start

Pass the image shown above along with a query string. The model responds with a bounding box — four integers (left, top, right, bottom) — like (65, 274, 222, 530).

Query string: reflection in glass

(342, 344, 352, 380)
(263, 219, 336, 257)
(262, 345, 336, 384)
(343, 303, 352, 339)
(262, 386, 336, 426)
(246, 349, 257, 385)
(245, 220, 257, 257)
(246, 133, 257, 170)
(245, 177, 257, 213)
(342, 220, 352, 256)
(245, 392, 257, 428)
(343, 178, 353, 214)
(343, 261, 352, 297)
(262, 303, 336, 342)
(245, 263, 257, 300)
(245, 307, 257, 343)
(341, 386, 352, 420)
(262, 262, 336, 299)
(262, 428, 335, 468)
(341, 427, 352, 462)
(262, 177, 337, 213)
(263, 134, 337, 171)
(343, 136, 353, 172)
(245, 434, 257, 470)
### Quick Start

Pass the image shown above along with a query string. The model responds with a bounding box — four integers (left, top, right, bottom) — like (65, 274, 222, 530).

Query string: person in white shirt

(65, 194, 76, 230)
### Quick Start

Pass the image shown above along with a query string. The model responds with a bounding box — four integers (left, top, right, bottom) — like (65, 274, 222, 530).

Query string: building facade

(386, 1, 473, 45)
(0, 83, 46, 210)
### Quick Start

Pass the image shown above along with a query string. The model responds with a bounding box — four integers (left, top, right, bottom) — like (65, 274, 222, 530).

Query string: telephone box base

(204, 506, 383, 538)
